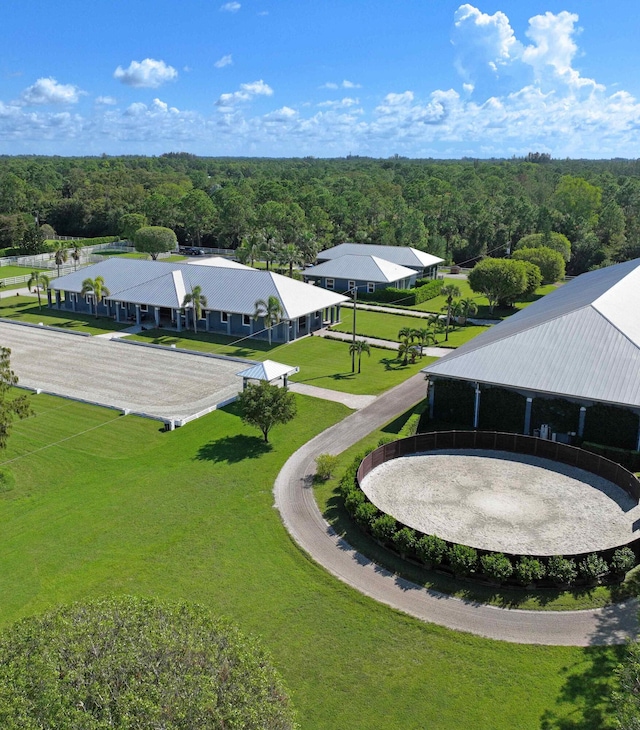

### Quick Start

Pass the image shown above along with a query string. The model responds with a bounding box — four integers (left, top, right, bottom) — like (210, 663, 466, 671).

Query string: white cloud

(215, 54, 233, 69)
(318, 97, 360, 109)
(220, 2, 240, 11)
(114, 58, 178, 88)
(342, 80, 362, 89)
(320, 82, 339, 90)
(454, 4, 520, 73)
(95, 96, 117, 105)
(215, 79, 273, 109)
(19, 77, 84, 105)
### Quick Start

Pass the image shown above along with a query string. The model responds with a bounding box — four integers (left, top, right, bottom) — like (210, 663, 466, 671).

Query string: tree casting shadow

(196, 434, 272, 463)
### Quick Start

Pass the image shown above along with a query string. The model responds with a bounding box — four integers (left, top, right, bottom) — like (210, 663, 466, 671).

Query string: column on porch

(473, 382, 481, 429)
(55, 290, 61, 309)
(578, 406, 587, 437)
(176, 309, 182, 332)
(204, 311, 210, 333)
(154, 307, 160, 328)
(116, 303, 122, 323)
(135, 304, 141, 326)
(46, 290, 52, 307)
(523, 397, 533, 435)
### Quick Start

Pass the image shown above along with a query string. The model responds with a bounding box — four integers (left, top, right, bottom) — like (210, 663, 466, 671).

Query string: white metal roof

(236, 360, 299, 382)
(317, 243, 443, 269)
(304, 255, 417, 284)
(52, 258, 348, 318)
(187, 257, 251, 270)
(423, 258, 640, 409)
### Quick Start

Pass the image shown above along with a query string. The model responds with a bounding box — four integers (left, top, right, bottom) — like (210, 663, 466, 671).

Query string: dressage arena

(360, 449, 640, 555)
(0, 321, 245, 424)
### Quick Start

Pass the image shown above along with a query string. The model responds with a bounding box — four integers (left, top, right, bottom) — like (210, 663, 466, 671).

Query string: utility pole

(351, 286, 357, 373)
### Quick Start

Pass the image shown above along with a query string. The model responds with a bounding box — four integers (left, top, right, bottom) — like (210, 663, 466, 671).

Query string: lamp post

(351, 285, 357, 373)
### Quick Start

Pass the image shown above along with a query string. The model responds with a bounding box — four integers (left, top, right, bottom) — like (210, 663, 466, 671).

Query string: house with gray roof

(317, 243, 443, 278)
(422, 258, 640, 450)
(50, 258, 347, 343)
(303, 254, 417, 295)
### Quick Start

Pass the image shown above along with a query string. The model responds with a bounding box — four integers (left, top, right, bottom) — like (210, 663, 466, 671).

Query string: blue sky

(2, 1, 640, 158)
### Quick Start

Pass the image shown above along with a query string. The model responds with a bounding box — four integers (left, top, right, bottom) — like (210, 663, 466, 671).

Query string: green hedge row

(358, 279, 443, 306)
(339, 453, 637, 587)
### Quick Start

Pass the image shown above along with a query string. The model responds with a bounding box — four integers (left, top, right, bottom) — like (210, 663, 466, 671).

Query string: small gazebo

(236, 360, 299, 390)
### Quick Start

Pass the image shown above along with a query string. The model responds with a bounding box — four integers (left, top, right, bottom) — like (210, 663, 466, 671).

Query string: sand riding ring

(349, 431, 640, 587)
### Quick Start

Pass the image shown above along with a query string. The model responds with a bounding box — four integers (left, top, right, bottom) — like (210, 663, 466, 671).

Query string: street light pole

(351, 286, 357, 373)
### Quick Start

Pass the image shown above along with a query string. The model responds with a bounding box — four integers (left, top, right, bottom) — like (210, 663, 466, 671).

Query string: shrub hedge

(358, 279, 443, 306)
(339, 452, 638, 588)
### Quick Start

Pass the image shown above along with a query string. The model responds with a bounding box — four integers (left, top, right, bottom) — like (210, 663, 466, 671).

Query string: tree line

(2, 153, 640, 275)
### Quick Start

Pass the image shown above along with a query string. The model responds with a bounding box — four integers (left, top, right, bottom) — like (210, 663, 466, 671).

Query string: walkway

(273, 372, 638, 646)
(344, 301, 497, 327)
(288, 383, 376, 410)
(316, 327, 452, 358)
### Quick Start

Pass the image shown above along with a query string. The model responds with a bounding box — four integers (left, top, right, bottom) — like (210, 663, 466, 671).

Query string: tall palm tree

(278, 243, 303, 277)
(236, 235, 261, 267)
(27, 271, 50, 310)
(254, 295, 284, 345)
(53, 242, 68, 277)
(71, 242, 82, 271)
(182, 285, 208, 334)
(81, 276, 110, 318)
(349, 339, 371, 374)
(426, 313, 443, 344)
(440, 283, 461, 342)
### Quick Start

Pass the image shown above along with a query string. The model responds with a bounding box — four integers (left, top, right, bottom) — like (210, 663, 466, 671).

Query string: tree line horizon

(1, 152, 638, 276)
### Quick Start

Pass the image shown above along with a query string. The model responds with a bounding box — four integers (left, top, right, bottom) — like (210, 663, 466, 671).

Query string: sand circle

(360, 449, 640, 555)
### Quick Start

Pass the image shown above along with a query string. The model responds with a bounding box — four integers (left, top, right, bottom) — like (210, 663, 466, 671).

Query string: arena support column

(524, 397, 533, 435)
(473, 382, 481, 429)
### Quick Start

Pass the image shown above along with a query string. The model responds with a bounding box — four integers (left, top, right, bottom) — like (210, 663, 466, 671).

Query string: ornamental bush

(448, 544, 478, 576)
(480, 553, 514, 583)
(371, 514, 397, 543)
(416, 534, 447, 568)
(0, 596, 297, 730)
(343, 488, 365, 514)
(546, 556, 578, 585)
(611, 547, 636, 575)
(578, 553, 609, 583)
(315, 453, 339, 480)
(393, 527, 417, 556)
(354, 502, 378, 527)
(515, 556, 546, 585)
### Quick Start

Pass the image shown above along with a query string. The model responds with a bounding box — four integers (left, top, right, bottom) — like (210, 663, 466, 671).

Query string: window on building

(348, 280, 356, 292)
(325, 278, 334, 290)
(243, 314, 251, 326)
(120, 301, 126, 309)
(221, 312, 229, 323)
(367, 282, 375, 293)
(140, 304, 149, 312)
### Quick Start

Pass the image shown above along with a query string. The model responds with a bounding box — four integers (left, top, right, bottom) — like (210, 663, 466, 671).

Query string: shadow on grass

(379, 357, 409, 371)
(196, 434, 272, 463)
(539, 645, 624, 729)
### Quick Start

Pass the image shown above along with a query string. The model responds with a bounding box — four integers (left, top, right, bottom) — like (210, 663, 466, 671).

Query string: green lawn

(0, 296, 131, 335)
(0, 265, 47, 280)
(0, 393, 619, 729)
(331, 308, 488, 348)
(127, 329, 433, 395)
(94, 250, 187, 262)
(413, 277, 558, 318)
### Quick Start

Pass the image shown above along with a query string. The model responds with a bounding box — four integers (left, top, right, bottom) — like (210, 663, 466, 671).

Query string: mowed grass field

(330, 308, 488, 348)
(128, 330, 433, 395)
(0, 392, 620, 729)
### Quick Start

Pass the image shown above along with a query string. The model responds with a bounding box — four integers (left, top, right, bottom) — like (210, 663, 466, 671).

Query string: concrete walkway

(344, 301, 497, 327)
(288, 382, 376, 410)
(317, 328, 453, 358)
(273, 372, 638, 646)
(95, 324, 144, 339)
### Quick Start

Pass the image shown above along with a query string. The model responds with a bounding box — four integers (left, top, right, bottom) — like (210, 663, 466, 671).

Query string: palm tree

(349, 339, 371, 373)
(455, 297, 478, 325)
(440, 283, 461, 342)
(71, 242, 82, 271)
(426, 313, 443, 344)
(412, 327, 435, 357)
(254, 295, 284, 345)
(53, 242, 68, 277)
(398, 327, 417, 365)
(236, 235, 261, 267)
(278, 243, 303, 277)
(398, 341, 420, 366)
(182, 285, 208, 334)
(81, 276, 110, 318)
(27, 271, 50, 310)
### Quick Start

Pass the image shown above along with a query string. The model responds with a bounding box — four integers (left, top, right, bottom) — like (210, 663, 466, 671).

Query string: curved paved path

(274, 373, 638, 646)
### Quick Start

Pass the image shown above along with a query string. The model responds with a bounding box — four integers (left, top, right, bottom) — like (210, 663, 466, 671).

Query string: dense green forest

(2, 153, 640, 275)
